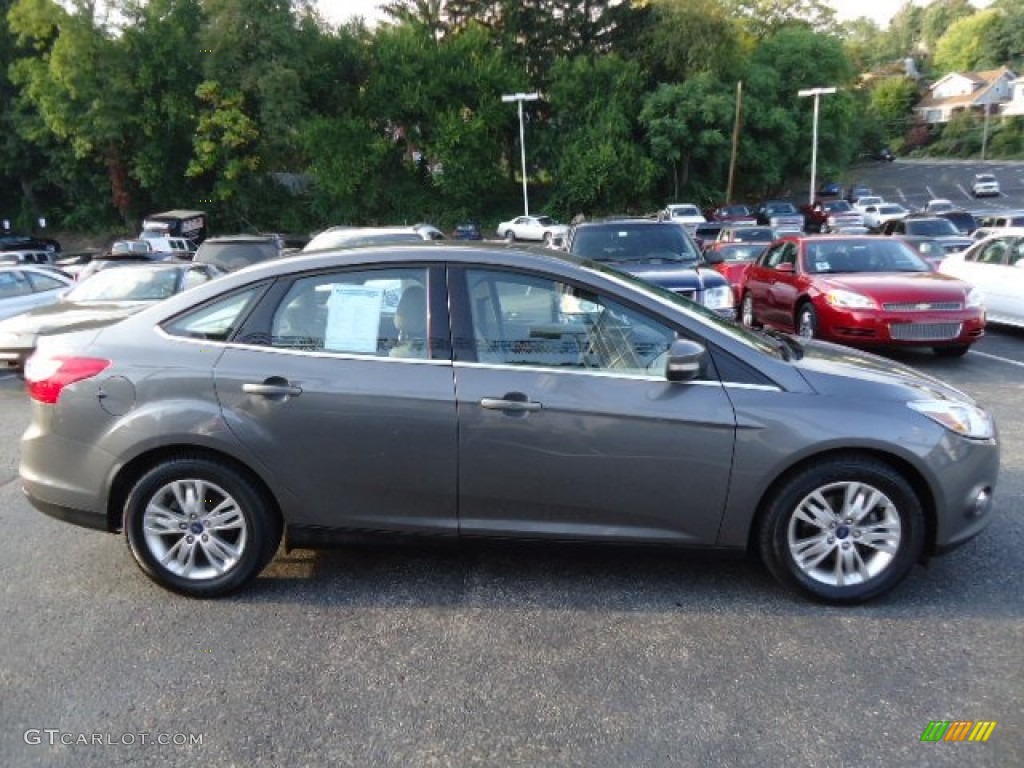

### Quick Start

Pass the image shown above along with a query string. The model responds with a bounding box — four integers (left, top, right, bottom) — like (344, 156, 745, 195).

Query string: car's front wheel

(124, 457, 281, 597)
(758, 456, 925, 603)
(796, 302, 818, 339)
(504, 230, 516, 242)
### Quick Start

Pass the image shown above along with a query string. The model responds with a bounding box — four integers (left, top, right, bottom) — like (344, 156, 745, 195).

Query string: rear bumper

(23, 486, 111, 532)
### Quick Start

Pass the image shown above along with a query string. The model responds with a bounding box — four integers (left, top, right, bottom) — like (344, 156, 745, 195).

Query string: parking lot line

(971, 350, 1024, 369)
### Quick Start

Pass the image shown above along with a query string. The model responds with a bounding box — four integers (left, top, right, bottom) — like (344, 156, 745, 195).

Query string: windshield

(67, 266, 180, 301)
(824, 201, 852, 212)
(766, 203, 797, 215)
(804, 239, 930, 274)
(879, 206, 905, 215)
(716, 244, 764, 262)
(571, 223, 700, 263)
(670, 206, 700, 217)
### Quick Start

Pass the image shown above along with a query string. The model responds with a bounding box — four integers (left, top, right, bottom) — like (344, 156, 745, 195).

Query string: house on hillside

(1001, 76, 1024, 119)
(915, 67, 1017, 124)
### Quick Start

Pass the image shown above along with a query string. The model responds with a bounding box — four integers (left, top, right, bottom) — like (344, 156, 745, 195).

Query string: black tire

(934, 344, 970, 358)
(543, 231, 552, 245)
(758, 456, 924, 604)
(124, 457, 281, 597)
(504, 230, 515, 243)
(796, 302, 818, 339)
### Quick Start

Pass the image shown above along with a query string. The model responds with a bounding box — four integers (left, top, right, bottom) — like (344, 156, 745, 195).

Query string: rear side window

(163, 288, 261, 341)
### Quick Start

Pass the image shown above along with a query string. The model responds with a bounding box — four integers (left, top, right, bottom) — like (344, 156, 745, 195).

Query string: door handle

(480, 397, 542, 412)
(242, 382, 303, 397)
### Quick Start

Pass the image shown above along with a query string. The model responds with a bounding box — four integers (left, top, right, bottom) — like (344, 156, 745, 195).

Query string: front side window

(270, 267, 432, 358)
(973, 240, 1009, 265)
(463, 269, 675, 376)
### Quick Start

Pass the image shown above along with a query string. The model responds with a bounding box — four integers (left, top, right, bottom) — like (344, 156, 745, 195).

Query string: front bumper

(816, 304, 985, 348)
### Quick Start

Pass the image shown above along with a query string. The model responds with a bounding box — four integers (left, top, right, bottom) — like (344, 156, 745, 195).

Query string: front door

(450, 266, 736, 545)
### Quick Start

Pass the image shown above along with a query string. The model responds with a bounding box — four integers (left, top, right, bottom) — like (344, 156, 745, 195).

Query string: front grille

(889, 322, 963, 341)
(883, 301, 963, 312)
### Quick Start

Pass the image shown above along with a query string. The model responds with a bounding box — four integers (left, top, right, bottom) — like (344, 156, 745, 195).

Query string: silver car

(0, 265, 73, 322)
(20, 245, 999, 603)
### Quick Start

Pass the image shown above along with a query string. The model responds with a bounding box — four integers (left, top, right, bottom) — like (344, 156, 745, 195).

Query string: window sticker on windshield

(815, 260, 831, 272)
(325, 285, 383, 354)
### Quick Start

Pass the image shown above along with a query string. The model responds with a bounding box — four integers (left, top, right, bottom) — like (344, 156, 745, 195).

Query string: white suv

(972, 174, 1000, 198)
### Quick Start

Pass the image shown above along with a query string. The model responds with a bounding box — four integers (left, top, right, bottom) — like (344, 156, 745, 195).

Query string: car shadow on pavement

(240, 537, 1021, 619)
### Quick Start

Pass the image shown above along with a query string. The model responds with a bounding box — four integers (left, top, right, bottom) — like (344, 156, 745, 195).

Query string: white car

(852, 196, 884, 212)
(861, 203, 910, 231)
(664, 203, 706, 231)
(939, 230, 1024, 329)
(0, 265, 74, 322)
(925, 198, 956, 215)
(971, 174, 1000, 198)
(496, 215, 569, 245)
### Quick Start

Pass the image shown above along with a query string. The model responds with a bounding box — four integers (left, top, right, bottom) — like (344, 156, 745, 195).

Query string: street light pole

(797, 87, 837, 207)
(502, 92, 540, 216)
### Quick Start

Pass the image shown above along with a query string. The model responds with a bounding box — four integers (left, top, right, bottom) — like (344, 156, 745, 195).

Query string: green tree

(726, 0, 837, 40)
(9, 0, 140, 223)
(544, 55, 656, 216)
(920, 0, 975, 53)
(933, 9, 1005, 72)
(742, 26, 858, 195)
(868, 76, 919, 149)
(640, 0, 746, 83)
(639, 75, 735, 203)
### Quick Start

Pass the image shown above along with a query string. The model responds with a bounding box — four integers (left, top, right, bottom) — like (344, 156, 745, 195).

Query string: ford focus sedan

(20, 245, 998, 604)
(739, 236, 985, 356)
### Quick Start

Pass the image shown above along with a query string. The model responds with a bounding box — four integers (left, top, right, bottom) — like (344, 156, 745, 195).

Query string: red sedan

(738, 235, 985, 356)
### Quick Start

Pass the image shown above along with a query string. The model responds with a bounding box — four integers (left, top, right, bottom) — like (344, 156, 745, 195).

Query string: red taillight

(24, 355, 111, 404)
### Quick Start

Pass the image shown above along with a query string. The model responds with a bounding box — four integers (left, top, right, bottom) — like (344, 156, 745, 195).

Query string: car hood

(603, 261, 728, 291)
(793, 338, 978, 405)
(0, 301, 152, 336)
(817, 272, 970, 302)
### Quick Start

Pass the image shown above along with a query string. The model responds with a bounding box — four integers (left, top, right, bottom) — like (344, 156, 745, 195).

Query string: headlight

(702, 285, 734, 310)
(908, 399, 994, 439)
(966, 287, 984, 309)
(825, 289, 877, 309)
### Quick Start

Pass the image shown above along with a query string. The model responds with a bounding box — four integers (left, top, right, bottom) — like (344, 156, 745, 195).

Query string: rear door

(449, 266, 736, 545)
(212, 264, 459, 533)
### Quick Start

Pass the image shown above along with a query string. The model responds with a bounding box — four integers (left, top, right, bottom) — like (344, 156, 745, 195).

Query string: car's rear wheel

(740, 293, 760, 328)
(934, 344, 970, 358)
(796, 302, 818, 339)
(543, 231, 552, 245)
(124, 457, 281, 597)
(758, 456, 924, 603)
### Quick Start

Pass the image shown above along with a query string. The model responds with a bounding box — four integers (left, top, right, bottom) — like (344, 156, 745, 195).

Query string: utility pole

(726, 81, 743, 205)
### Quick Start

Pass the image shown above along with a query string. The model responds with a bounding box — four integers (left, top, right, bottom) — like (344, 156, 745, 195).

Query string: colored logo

(921, 720, 997, 742)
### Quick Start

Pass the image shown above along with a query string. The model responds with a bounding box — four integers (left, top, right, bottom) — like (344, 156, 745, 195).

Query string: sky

(316, 1, 958, 29)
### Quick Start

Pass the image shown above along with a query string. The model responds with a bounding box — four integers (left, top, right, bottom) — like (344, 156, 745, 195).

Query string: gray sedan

(19, 245, 999, 603)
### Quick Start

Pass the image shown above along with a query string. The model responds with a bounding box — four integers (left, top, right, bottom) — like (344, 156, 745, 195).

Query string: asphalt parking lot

(0, 318, 1021, 767)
